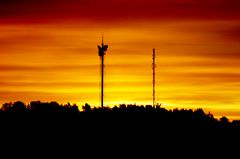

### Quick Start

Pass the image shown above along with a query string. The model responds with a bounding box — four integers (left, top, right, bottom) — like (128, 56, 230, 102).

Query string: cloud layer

(1, 0, 240, 23)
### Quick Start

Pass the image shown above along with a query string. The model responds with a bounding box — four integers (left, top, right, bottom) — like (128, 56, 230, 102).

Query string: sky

(0, 0, 240, 120)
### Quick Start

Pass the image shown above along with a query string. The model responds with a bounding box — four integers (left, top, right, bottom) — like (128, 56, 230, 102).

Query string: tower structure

(98, 36, 108, 108)
(152, 48, 156, 107)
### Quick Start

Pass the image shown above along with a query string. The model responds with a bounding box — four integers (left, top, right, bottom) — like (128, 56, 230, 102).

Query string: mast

(98, 35, 108, 108)
(152, 48, 156, 107)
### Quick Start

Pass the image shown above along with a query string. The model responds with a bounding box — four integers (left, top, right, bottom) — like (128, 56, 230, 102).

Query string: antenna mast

(152, 48, 156, 107)
(98, 35, 108, 108)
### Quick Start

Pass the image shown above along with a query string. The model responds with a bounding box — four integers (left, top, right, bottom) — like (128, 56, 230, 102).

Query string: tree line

(1, 101, 240, 129)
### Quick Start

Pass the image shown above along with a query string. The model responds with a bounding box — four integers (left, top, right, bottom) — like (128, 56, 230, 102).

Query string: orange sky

(0, 0, 240, 120)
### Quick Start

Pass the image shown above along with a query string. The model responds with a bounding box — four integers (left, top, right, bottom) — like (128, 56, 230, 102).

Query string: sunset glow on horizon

(1, 0, 240, 120)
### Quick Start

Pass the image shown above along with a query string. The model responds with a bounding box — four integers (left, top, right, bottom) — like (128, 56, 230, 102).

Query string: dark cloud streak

(0, 0, 239, 23)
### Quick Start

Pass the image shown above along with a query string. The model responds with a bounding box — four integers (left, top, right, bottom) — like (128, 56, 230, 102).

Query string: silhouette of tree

(220, 116, 229, 124)
(232, 120, 240, 127)
(12, 101, 26, 112)
(82, 103, 91, 112)
(0, 100, 237, 129)
(70, 104, 79, 113)
(120, 104, 126, 109)
(1, 101, 26, 112)
(2, 102, 13, 112)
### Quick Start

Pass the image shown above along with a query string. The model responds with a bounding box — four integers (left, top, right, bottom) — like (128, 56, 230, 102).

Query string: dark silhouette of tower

(152, 48, 156, 107)
(98, 36, 108, 108)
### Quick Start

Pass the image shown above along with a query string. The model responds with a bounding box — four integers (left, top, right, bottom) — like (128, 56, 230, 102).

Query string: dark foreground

(1, 101, 240, 157)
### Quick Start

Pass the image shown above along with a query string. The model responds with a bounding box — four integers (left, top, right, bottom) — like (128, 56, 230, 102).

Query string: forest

(1, 101, 240, 129)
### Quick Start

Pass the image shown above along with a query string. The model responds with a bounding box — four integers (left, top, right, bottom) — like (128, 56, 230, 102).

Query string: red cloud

(0, 0, 240, 23)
